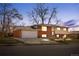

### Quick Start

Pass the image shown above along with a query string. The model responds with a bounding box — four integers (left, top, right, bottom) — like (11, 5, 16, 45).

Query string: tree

(48, 8, 57, 24)
(29, 4, 59, 25)
(0, 3, 23, 37)
(30, 3, 48, 25)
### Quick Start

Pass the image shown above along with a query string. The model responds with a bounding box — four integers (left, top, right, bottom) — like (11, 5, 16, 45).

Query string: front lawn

(0, 37, 24, 45)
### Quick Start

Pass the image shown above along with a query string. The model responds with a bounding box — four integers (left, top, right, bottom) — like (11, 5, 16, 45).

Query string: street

(0, 44, 79, 56)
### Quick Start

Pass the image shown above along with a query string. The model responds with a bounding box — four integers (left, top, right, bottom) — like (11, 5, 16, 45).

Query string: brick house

(36, 24, 70, 39)
(13, 24, 70, 40)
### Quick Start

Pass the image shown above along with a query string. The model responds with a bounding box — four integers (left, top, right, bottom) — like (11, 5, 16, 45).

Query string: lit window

(63, 28, 66, 31)
(52, 32, 54, 35)
(42, 26, 47, 31)
(42, 34, 47, 37)
(57, 27, 60, 30)
(63, 35, 66, 38)
(56, 34, 59, 37)
(68, 28, 71, 32)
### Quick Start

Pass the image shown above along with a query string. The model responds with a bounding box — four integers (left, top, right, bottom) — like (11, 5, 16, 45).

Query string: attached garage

(13, 28, 38, 38)
(21, 30, 37, 38)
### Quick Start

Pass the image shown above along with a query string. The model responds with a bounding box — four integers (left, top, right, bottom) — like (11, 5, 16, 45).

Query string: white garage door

(21, 31, 37, 38)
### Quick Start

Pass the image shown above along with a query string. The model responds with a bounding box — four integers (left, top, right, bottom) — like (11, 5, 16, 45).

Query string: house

(13, 24, 70, 40)
(68, 26, 79, 39)
(37, 24, 70, 40)
(13, 26, 38, 38)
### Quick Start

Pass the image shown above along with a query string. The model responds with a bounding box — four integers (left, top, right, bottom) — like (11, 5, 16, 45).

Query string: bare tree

(30, 3, 48, 25)
(48, 8, 57, 24)
(29, 4, 59, 25)
(0, 3, 23, 37)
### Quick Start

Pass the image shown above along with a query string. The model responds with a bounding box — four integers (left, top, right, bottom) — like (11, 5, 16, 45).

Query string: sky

(12, 3, 79, 26)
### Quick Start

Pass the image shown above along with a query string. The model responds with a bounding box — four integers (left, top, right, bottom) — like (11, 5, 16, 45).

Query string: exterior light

(42, 26, 47, 31)
(56, 34, 59, 37)
(63, 35, 66, 38)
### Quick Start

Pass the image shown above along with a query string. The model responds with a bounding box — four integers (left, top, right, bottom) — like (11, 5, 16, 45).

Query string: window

(57, 27, 60, 30)
(68, 28, 71, 32)
(56, 34, 59, 37)
(42, 26, 47, 31)
(42, 34, 47, 37)
(63, 28, 66, 31)
(52, 32, 54, 35)
(63, 35, 66, 38)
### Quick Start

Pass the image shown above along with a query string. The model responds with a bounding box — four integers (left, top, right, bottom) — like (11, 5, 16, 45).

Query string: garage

(21, 30, 38, 38)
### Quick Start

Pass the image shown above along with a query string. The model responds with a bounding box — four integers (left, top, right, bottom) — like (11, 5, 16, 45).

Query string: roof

(32, 24, 69, 28)
(13, 24, 68, 31)
(14, 26, 37, 31)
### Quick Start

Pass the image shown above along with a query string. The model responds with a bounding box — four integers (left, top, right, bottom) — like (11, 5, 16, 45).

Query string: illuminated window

(42, 26, 47, 31)
(56, 34, 59, 37)
(68, 28, 72, 32)
(63, 28, 66, 31)
(63, 35, 66, 38)
(57, 27, 60, 30)
(52, 32, 54, 35)
(42, 34, 47, 37)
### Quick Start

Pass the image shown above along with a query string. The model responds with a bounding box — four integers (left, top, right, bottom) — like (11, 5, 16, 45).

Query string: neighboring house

(13, 24, 70, 39)
(68, 26, 79, 39)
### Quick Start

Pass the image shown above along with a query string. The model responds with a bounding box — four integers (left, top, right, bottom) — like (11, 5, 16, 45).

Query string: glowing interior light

(42, 34, 47, 37)
(42, 26, 47, 31)
(57, 27, 60, 30)
(63, 28, 67, 31)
